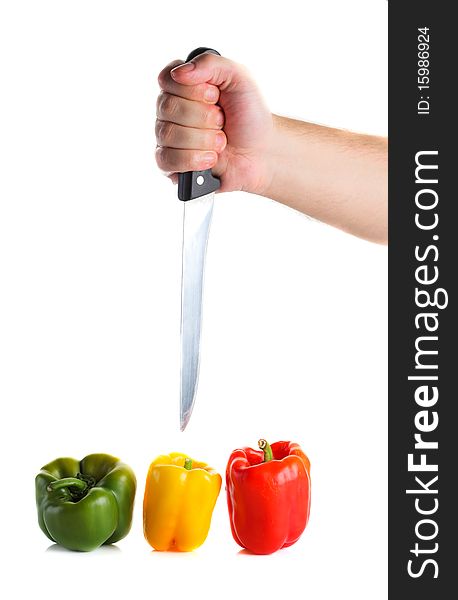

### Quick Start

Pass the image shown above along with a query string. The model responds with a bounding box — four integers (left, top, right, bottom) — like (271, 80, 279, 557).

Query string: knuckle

(234, 60, 248, 76)
(198, 52, 216, 67)
(155, 146, 168, 170)
(158, 92, 179, 118)
(156, 91, 165, 114)
(157, 68, 167, 88)
(158, 60, 182, 88)
(165, 94, 179, 118)
(155, 120, 174, 146)
(154, 119, 163, 140)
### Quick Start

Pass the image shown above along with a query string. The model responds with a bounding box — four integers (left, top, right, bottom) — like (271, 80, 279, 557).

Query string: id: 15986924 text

(417, 27, 430, 115)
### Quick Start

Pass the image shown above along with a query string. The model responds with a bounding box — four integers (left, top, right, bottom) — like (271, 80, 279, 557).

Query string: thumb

(170, 53, 244, 91)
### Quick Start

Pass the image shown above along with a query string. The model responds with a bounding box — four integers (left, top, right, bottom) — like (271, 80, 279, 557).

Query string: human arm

(155, 53, 387, 244)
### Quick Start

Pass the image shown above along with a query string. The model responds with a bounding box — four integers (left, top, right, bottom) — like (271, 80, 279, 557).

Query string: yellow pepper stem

(258, 439, 273, 462)
(184, 458, 193, 470)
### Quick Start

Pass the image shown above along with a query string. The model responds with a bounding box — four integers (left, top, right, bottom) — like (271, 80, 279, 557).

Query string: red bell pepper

(226, 439, 311, 554)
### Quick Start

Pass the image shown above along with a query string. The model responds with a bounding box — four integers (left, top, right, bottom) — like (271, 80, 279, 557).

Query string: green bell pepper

(35, 453, 136, 551)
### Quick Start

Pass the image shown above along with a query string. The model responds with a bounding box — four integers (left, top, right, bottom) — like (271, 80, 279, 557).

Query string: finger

(156, 146, 218, 173)
(158, 60, 220, 104)
(170, 52, 245, 90)
(156, 92, 224, 129)
(155, 120, 227, 152)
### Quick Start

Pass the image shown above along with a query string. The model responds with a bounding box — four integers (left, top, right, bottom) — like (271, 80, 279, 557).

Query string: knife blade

(178, 48, 221, 430)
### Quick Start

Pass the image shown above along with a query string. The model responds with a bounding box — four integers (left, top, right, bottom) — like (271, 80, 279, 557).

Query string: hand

(156, 52, 274, 194)
(155, 52, 387, 244)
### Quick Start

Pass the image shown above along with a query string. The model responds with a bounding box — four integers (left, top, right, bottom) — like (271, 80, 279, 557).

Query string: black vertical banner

(389, 2, 455, 598)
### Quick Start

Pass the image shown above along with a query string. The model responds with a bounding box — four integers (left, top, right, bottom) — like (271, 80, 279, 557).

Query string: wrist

(249, 114, 285, 198)
(254, 114, 295, 201)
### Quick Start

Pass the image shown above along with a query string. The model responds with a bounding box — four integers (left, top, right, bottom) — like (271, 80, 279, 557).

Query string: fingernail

(215, 132, 226, 152)
(201, 151, 216, 167)
(171, 62, 195, 75)
(216, 111, 224, 127)
(204, 87, 219, 103)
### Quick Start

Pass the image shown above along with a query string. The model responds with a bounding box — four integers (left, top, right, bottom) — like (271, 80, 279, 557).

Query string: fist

(155, 52, 274, 195)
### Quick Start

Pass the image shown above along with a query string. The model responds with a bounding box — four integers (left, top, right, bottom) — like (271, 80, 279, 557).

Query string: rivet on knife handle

(178, 48, 221, 202)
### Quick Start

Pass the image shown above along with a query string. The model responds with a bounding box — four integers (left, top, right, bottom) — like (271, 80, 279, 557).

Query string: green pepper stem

(47, 477, 88, 493)
(258, 439, 273, 462)
(184, 458, 193, 470)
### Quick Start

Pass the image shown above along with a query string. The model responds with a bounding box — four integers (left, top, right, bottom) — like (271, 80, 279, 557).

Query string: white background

(0, 1, 387, 599)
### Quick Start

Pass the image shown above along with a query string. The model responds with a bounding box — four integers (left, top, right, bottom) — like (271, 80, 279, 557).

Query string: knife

(178, 48, 221, 431)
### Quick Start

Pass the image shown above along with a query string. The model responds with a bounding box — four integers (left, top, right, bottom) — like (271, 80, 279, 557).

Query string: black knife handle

(178, 48, 221, 201)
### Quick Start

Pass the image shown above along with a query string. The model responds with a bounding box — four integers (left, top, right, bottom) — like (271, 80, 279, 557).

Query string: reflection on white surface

(46, 544, 122, 554)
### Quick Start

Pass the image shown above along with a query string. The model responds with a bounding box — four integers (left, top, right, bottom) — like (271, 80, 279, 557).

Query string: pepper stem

(184, 458, 193, 470)
(47, 477, 88, 493)
(258, 439, 273, 462)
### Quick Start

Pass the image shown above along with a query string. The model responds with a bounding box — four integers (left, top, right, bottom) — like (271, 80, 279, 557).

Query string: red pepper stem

(47, 477, 88, 493)
(258, 439, 273, 462)
(184, 458, 193, 470)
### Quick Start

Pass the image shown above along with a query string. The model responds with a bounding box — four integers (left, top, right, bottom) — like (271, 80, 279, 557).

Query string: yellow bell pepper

(143, 452, 221, 551)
